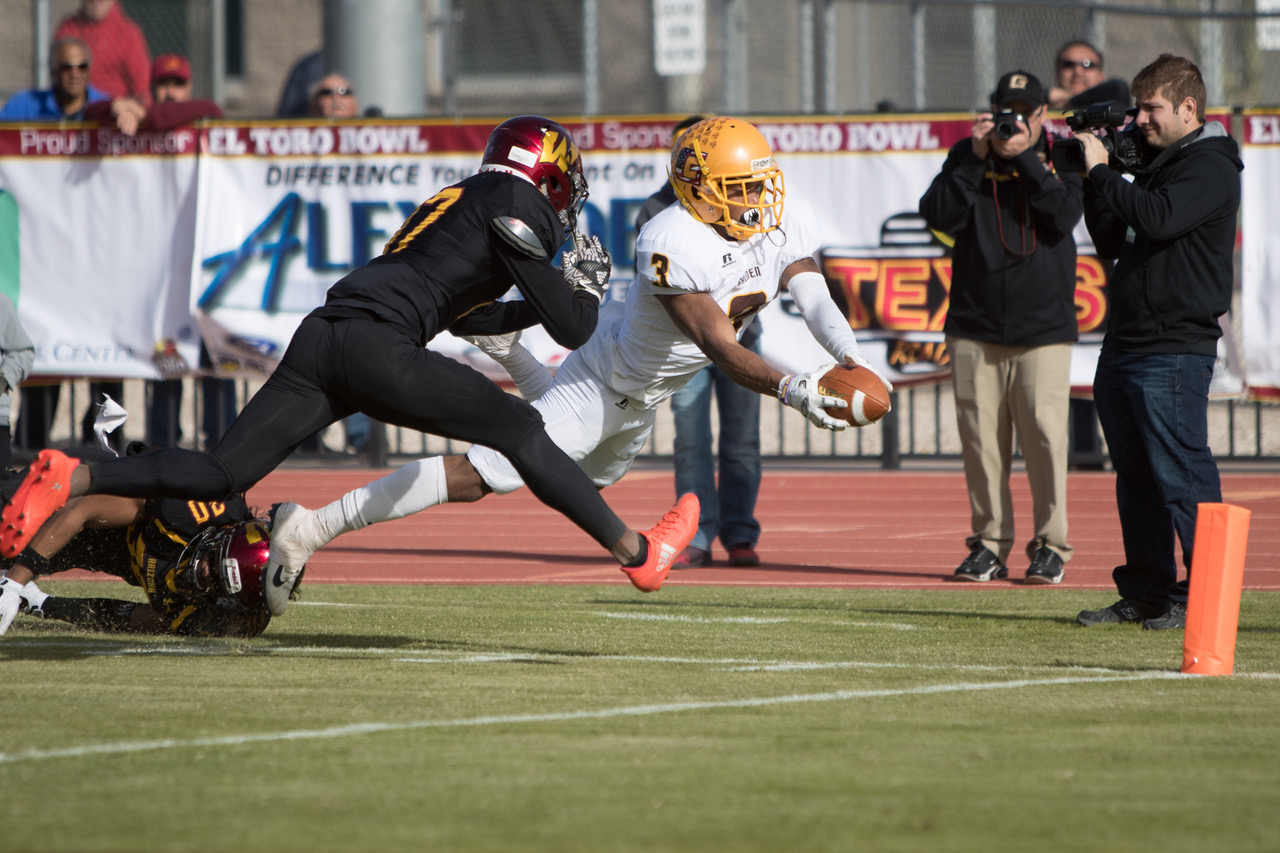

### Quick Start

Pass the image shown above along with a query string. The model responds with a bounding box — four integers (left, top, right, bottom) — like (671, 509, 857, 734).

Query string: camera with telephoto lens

(993, 109, 1026, 140)
(1049, 101, 1150, 174)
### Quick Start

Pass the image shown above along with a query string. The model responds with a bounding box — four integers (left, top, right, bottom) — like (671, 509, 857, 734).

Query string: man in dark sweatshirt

(919, 70, 1083, 586)
(1073, 54, 1243, 631)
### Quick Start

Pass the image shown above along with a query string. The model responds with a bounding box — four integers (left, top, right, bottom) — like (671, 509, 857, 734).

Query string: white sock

(311, 457, 450, 545)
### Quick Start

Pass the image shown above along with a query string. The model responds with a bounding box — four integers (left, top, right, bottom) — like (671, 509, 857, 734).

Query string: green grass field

(3, 581, 1278, 852)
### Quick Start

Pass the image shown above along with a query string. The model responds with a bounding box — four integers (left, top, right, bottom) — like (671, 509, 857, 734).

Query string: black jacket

(919, 134, 1083, 346)
(1084, 122, 1242, 356)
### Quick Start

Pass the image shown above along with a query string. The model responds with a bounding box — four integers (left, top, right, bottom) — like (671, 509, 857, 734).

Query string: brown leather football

(817, 364, 891, 426)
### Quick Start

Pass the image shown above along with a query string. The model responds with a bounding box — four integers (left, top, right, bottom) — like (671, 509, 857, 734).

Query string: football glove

(20, 581, 48, 618)
(561, 232, 611, 302)
(459, 330, 522, 360)
(0, 575, 24, 635)
(844, 353, 895, 393)
(778, 363, 848, 431)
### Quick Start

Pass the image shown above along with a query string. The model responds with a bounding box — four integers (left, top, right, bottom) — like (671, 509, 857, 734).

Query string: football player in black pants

(0, 116, 698, 614)
(0, 447, 287, 637)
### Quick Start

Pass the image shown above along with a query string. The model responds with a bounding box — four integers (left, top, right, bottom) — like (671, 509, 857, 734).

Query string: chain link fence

(7, 1, 1280, 116)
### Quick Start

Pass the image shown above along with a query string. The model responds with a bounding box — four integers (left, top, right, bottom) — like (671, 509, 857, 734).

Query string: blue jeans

(671, 342, 762, 553)
(1093, 346, 1221, 606)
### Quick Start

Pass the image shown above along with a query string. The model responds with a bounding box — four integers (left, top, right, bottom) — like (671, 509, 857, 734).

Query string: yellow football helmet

(669, 117, 785, 239)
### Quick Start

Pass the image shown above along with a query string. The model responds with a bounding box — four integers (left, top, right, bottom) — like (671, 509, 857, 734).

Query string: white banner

(0, 113, 1259, 398)
(0, 125, 202, 378)
(1242, 110, 1280, 401)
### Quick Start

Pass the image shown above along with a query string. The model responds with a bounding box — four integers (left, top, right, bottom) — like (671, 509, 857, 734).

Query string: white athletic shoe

(264, 502, 317, 616)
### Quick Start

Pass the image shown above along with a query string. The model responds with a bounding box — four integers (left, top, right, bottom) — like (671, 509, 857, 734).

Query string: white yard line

(591, 611, 917, 629)
(0, 672, 1189, 765)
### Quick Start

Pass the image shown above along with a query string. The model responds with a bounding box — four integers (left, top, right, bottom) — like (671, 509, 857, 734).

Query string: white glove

(0, 575, 24, 635)
(778, 363, 848, 431)
(845, 353, 895, 393)
(459, 330, 522, 360)
(561, 232, 611, 302)
(21, 581, 48, 618)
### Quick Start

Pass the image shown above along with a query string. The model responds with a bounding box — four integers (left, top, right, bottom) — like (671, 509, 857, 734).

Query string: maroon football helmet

(481, 115, 588, 232)
(184, 519, 278, 612)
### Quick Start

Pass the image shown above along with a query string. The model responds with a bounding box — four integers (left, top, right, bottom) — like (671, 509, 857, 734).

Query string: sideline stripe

(591, 611, 916, 629)
(594, 611, 790, 624)
(0, 672, 1180, 765)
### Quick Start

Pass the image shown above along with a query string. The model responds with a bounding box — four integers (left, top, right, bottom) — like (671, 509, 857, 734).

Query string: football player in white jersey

(267, 117, 892, 593)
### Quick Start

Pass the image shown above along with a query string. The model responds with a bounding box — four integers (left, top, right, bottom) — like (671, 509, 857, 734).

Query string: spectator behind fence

(635, 115, 763, 570)
(306, 70, 374, 454)
(79, 53, 238, 450)
(919, 71, 1082, 586)
(83, 53, 224, 135)
(1074, 55, 1242, 631)
(1047, 41, 1131, 110)
(1047, 41, 1131, 470)
(276, 50, 323, 118)
(309, 72, 360, 119)
(53, 0, 151, 104)
(0, 38, 108, 121)
(2, 38, 106, 456)
(0, 294, 35, 471)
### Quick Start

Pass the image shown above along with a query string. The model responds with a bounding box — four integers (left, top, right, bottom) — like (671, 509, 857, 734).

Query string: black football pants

(87, 316, 628, 548)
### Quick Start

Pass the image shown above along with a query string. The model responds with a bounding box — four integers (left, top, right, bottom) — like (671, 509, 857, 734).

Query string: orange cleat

(0, 449, 80, 558)
(622, 493, 700, 592)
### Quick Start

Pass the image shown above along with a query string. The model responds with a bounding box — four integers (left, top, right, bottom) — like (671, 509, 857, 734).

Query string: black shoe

(952, 547, 1006, 582)
(1142, 602, 1187, 631)
(1077, 598, 1165, 626)
(1024, 546, 1064, 585)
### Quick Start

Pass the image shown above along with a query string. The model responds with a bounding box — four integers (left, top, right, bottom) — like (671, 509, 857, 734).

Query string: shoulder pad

(491, 216, 549, 259)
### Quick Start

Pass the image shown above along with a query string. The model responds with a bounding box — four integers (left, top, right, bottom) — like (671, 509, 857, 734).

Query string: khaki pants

(948, 336, 1073, 567)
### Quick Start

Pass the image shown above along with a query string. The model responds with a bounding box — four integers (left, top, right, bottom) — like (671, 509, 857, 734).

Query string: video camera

(1049, 101, 1150, 174)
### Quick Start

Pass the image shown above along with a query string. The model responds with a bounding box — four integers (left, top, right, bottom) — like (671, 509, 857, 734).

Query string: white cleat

(264, 502, 317, 616)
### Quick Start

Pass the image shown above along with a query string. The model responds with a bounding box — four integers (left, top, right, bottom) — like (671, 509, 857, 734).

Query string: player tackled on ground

(264, 117, 892, 581)
(0, 116, 699, 611)
(0, 447, 290, 637)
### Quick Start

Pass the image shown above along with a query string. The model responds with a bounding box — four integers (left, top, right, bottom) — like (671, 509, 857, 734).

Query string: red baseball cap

(151, 54, 191, 85)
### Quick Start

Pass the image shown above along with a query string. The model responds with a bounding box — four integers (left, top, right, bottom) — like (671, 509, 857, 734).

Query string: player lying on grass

(0, 116, 699, 610)
(265, 117, 893, 596)
(0, 447, 293, 638)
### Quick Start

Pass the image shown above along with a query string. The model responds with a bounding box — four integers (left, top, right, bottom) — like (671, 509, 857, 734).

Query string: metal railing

(17, 376, 1277, 469)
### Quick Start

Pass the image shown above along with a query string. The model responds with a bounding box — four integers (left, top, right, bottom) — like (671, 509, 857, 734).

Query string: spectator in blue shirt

(0, 38, 109, 121)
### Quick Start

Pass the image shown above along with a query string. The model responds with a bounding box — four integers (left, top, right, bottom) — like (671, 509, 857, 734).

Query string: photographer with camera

(920, 71, 1082, 585)
(1074, 55, 1242, 631)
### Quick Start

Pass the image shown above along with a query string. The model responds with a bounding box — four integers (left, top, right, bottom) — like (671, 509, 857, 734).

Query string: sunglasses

(1060, 58, 1098, 70)
(317, 86, 354, 97)
(57, 62, 90, 72)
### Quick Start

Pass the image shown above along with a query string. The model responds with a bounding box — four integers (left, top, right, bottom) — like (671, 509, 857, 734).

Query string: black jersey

(314, 170, 598, 348)
(120, 496, 269, 637)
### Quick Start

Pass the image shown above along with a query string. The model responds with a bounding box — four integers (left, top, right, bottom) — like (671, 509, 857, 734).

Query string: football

(817, 364, 891, 426)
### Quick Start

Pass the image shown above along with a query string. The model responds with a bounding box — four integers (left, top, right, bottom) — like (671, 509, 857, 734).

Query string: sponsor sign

(0, 113, 1254, 398)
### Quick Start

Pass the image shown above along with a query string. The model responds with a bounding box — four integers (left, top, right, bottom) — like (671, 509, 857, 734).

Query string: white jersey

(577, 197, 825, 408)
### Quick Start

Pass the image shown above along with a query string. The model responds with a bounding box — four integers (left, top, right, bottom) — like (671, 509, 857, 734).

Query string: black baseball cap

(990, 71, 1045, 110)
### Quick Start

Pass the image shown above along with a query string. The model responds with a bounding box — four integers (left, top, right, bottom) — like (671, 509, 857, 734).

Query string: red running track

(214, 464, 1280, 593)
